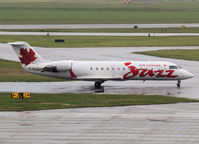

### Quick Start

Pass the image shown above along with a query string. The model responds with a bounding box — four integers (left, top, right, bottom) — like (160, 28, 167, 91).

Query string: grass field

(0, 92, 198, 111)
(1, 28, 199, 33)
(2, 35, 199, 47)
(0, 59, 63, 82)
(136, 49, 199, 61)
(0, 0, 199, 24)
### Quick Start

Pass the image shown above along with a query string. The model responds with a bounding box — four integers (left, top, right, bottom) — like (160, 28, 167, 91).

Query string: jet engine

(41, 61, 72, 73)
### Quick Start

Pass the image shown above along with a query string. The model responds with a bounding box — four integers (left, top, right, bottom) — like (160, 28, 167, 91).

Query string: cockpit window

(169, 65, 180, 69)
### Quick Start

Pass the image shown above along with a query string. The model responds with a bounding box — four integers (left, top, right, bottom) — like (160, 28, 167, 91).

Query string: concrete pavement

(1, 31, 199, 36)
(1, 23, 199, 29)
(1, 103, 199, 144)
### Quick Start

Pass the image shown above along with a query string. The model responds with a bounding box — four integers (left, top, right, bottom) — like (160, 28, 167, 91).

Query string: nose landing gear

(95, 80, 104, 88)
(177, 80, 181, 88)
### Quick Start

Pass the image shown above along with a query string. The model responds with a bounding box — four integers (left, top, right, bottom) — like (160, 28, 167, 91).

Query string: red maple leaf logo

(19, 48, 37, 66)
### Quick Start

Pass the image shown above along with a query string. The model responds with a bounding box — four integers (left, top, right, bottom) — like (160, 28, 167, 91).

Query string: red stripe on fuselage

(69, 69, 77, 78)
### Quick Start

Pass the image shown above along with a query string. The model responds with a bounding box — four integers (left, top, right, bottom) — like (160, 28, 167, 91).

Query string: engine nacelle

(42, 61, 72, 72)
(53, 61, 72, 72)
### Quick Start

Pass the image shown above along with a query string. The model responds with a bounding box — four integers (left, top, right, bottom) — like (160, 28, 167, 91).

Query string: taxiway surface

(1, 103, 199, 144)
(1, 23, 199, 29)
(1, 32, 199, 36)
(0, 43, 199, 99)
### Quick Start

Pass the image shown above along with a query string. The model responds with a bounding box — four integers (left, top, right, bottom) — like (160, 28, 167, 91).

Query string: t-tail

(9, 41, 44, 67)
(9, 41, 73, 79)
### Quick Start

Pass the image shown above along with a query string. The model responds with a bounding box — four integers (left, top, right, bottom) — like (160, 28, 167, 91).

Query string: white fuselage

(25, 60, 193, 81)
(9, 41, 193, 88)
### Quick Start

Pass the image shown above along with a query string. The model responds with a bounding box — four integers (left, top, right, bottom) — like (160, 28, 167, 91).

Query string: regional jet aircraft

(9, 42, 193, 88)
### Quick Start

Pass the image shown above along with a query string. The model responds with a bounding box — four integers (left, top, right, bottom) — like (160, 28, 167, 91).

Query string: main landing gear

(177, 80, 181, 88)
(95, 80, 104, 88)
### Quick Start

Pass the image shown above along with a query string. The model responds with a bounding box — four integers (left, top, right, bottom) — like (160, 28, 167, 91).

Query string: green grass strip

(0, 93, 198, 111)
(2, 35, 199, 47)
(0, 59, 63, 82)
(136, 49, 199, 61)
(1, 1, 199, 24)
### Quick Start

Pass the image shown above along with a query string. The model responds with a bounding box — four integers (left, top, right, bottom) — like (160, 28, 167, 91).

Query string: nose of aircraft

(183, 70, 194, 79)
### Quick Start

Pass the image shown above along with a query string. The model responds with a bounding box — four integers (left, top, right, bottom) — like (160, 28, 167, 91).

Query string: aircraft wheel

(95, 82, 101, 88)
(177, 83, 180, 88)
(177, 80, 181, 88)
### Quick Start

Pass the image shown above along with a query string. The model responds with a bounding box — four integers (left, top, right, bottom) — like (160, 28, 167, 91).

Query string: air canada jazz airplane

(9, 42, 193, 88)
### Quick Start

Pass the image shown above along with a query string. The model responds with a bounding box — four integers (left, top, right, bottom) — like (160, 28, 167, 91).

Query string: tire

(95, 82, 101, 88)
(177, 83, 180, 88)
